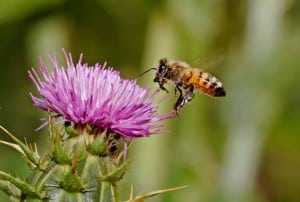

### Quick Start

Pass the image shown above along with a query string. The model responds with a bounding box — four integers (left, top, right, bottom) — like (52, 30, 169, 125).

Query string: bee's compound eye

(158, 65, 165, 73)
(158, 58, 168, 73)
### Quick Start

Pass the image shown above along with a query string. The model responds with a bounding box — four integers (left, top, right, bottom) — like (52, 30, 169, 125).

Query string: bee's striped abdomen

(191, 69, 226, 97)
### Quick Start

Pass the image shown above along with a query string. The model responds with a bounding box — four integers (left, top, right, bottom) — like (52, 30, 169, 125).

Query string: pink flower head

(28, 50, 173, 138)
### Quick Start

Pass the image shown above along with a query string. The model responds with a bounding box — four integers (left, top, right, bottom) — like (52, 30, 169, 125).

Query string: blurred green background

(0, 0, 300, 201)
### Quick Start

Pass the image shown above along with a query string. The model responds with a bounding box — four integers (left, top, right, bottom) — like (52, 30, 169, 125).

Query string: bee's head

(154, 58, 168, 82)
(139, 58, 169, 83)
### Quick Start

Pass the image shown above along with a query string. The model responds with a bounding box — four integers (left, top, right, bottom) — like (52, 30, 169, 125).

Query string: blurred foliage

(0, 0, 300, 201)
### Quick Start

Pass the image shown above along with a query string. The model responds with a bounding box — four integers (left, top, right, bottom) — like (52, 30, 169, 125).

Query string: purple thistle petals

(28, 50, 173, 137)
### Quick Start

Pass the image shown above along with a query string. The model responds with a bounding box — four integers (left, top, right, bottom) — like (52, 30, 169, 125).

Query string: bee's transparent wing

(190, 48, 225, 71)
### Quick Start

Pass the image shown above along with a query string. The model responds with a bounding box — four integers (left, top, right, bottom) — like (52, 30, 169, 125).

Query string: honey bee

(142, 58, 226, 114)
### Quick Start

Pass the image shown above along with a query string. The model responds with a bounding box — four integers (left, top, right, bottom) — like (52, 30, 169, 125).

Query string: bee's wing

(190, 48, 225, 71)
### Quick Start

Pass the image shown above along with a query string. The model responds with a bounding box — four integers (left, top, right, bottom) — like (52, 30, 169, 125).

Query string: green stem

(0, 179, 21, 198)
(0, 171, 43, 199)
(100, 181, 117, 202)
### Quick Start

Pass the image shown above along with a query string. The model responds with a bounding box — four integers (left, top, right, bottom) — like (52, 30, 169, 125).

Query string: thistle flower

(28, 50, 173, 138)
(0, 50, 184, 202)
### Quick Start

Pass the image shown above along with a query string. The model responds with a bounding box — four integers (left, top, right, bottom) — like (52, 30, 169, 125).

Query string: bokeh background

(0, 0, 300, 201)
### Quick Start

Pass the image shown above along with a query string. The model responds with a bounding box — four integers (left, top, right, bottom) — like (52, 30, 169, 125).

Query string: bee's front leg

(158, 81, 169, 93)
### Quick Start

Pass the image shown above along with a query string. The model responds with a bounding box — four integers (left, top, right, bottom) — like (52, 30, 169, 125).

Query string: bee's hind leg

(184, 84, 195, 102)
(174, 84, 195, 114)
(174, 95, 188, 115)
(174, 81, 183, 96)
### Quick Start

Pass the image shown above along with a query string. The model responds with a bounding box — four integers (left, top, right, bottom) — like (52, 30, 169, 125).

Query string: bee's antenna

(139, 68, 157, 77)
